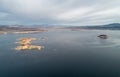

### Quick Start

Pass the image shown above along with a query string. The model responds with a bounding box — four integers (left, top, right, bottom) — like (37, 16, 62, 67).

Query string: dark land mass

(64, 23, 120, 30)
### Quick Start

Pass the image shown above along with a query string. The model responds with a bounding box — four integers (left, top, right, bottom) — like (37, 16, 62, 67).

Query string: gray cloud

(0, 0, 120, 25)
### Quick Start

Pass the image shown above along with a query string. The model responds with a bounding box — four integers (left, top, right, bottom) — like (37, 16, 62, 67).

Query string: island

(15, 38, 44, 50)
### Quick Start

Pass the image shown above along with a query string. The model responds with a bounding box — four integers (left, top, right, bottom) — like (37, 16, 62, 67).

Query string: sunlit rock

(15, 45, 44, 50)
(27, 45, 44, 50)
(15, 37, 44, 51)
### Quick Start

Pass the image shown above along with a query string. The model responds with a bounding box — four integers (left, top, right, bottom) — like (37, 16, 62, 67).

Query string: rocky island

(98, 34, 108, 39)
(15, 38, 44, 50)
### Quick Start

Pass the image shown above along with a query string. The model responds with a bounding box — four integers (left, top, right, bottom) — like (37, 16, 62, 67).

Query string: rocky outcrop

(15, 45, 44, 50)
(15, 38, 44, 50)
(98, 34, 108, 39)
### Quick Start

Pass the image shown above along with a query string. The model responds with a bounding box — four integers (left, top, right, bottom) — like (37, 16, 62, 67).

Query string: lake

(0, 30, 120, 77)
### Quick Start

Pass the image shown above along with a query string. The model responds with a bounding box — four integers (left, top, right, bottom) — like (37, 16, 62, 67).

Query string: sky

(0, 0, 120, 26)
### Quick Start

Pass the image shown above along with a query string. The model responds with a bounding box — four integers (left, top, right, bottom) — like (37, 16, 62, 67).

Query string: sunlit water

(0, 30, 120, 77)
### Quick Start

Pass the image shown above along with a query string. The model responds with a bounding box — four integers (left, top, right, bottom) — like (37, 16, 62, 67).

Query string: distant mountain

(0, 25, 46, 31)
(85, 23, 120, 30)
(1, 23, 120, 30)
(64, 23, 120, 30)
(103, 23, 120, 27)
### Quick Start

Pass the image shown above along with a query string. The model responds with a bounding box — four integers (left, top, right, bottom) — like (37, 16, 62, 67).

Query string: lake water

(1, 30, 120, 77)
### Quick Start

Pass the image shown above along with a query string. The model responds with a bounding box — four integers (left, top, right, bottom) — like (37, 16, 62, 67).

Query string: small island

(15, 38, 44, 50)
(97, 34, 108, 39)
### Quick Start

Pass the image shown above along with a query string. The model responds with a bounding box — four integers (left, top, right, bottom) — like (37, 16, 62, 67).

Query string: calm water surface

(0, 30, 120, 77)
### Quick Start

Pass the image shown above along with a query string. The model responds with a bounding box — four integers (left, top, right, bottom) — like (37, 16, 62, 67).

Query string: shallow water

(0, 30, 120, 77)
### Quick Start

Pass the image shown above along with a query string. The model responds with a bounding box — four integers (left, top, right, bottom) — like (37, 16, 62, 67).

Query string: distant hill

(0, 25, 46, 31)
(103, 23, 120, 27)
(64, 23, 120, 30)
(1, 23, 120, 30)
(87, 23, 120, 29)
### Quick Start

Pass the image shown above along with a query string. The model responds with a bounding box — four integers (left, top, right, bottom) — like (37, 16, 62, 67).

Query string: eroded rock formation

(15, 38, 44, 50)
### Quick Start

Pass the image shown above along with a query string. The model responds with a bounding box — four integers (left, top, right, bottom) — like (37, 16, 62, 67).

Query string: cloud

(0, 12, 9, 18)
(0, 0, 120, 25)
(56, 7, 94, 20)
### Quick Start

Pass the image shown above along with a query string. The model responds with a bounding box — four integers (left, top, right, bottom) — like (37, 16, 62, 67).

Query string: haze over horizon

(0, 0, 120, 26)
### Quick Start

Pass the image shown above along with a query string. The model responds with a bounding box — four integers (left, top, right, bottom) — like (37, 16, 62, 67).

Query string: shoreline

(0, 30, 48, 35)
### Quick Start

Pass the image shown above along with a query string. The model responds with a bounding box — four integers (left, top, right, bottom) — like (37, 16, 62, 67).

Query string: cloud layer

(0, 0, 120, 26)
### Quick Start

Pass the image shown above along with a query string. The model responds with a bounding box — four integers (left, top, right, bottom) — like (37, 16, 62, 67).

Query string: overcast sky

(0, 0, 120, 26)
